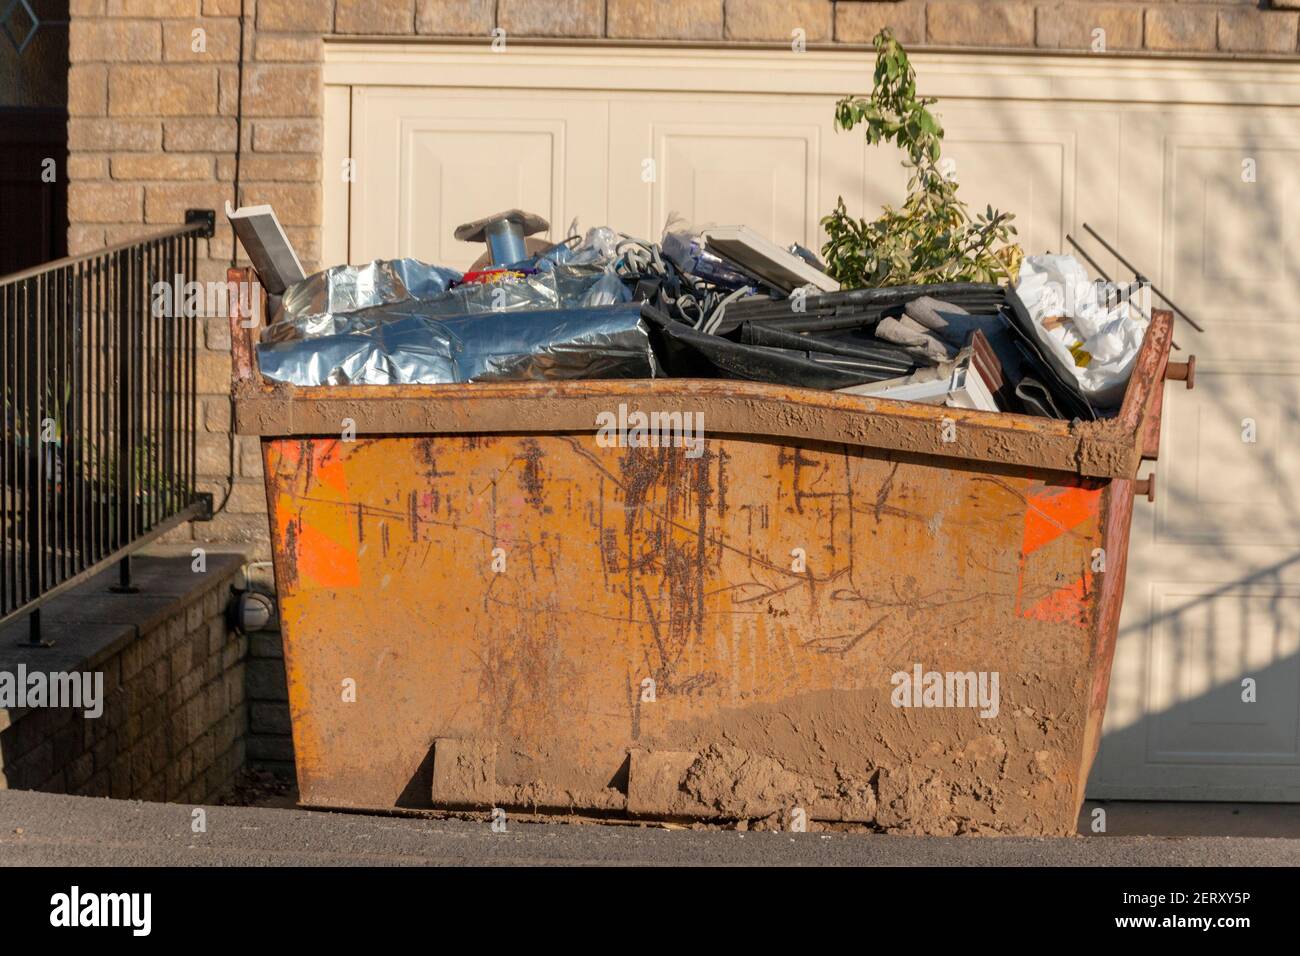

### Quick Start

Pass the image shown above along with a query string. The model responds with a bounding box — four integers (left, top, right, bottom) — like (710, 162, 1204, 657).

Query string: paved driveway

(2, 790, 1298, 866)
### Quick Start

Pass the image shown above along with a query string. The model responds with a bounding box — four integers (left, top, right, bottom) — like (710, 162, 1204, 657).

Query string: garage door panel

(609, 96, 857, 247)
(916, 136, 1067, 257)
(883, 105, 1121, 262)
(660, 130, 811, 246)
(1148, 587, 1300, 763)
(350, 87, 607, 268)
(405, 124, 557, 267)
(1166, 135, 1300, 320)
(1093, 575, 1300, 798)
(1129, 117, 1300, 339)
(1158, 370, 1299, 545)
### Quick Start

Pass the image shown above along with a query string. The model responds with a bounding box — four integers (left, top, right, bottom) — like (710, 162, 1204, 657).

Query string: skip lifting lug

(1164, 355, 1195, 389)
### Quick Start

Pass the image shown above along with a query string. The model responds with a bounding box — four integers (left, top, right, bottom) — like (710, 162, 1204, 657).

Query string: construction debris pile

(249, 208, 1148, 419)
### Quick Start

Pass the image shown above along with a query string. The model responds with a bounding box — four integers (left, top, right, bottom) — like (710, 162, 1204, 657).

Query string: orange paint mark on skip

(310, 440, 349, 497)
(1022, 485, 1099, 557)
(294, 519, 361, 589)
(1014, 480, 1102, 621)
(1021, 573, 1092, 624)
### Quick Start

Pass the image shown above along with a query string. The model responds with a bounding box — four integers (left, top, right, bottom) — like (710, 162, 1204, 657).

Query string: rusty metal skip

(229, 267, 1190, 835)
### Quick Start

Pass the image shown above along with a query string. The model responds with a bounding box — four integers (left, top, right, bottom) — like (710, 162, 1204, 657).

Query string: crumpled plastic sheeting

(1015, 254, 1148, 408)
(532, 226, 620, 270)
(412, 264, 628, 316)
(259, 246, 641, 385)
(256, 300, 657, 386)
(267, 258, 462, 343)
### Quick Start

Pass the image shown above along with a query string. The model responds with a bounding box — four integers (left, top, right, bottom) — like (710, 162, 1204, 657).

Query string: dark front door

(0, 107, 68, 275)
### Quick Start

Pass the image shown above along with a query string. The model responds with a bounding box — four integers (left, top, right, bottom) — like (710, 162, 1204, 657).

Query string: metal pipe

(1081, 223, 1204, 332)
(485, 218, 528, 266)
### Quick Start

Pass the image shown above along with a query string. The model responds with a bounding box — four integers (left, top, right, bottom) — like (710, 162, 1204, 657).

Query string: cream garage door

(322, 43, 1300, 801)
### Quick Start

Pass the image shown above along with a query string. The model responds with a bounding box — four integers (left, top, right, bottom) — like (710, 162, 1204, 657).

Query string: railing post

(112, 554, 136, 594)
(117, 248, 131, 572)
(24, 273, 42, 626)
(24, 607, 51, 647)
(19, 275, 53, 647)
(112, 246, 140, 595)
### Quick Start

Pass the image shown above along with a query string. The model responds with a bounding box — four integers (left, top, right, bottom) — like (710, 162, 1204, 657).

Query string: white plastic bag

(1014, 254, 1148, 408)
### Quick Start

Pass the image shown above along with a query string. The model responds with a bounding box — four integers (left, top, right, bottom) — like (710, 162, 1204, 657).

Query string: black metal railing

(1, 209, 217, 642)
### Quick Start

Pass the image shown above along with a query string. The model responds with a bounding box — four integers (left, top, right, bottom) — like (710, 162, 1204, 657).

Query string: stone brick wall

(245, 627, 293, 777)
(0, 553, 247, 803)
(65, 0, 1300, 556)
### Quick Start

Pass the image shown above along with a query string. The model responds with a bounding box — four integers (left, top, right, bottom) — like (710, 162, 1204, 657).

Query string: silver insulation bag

(256, 302, 656, 386)
(258, 258, 650, 386)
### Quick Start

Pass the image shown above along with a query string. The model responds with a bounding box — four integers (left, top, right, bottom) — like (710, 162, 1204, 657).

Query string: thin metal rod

(1081, 222, 1205, 332)
(1065, 234, 1180, 352)
(3, 281, 11, 612)
(187, 235, 197, 499)
(165, 239, 175, 516)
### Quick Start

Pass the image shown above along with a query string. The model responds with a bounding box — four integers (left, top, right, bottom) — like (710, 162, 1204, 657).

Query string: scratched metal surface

(263, 431, 1131, 834)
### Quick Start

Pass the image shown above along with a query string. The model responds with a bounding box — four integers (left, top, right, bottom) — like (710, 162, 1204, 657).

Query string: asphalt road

(1, 790, 1298, 866)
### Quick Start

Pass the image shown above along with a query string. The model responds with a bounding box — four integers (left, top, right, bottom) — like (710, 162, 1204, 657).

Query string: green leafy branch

(821, 29, 1022, 287)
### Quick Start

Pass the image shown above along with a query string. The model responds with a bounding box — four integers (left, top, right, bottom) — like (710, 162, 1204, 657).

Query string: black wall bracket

(185, 208, 217, 239)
